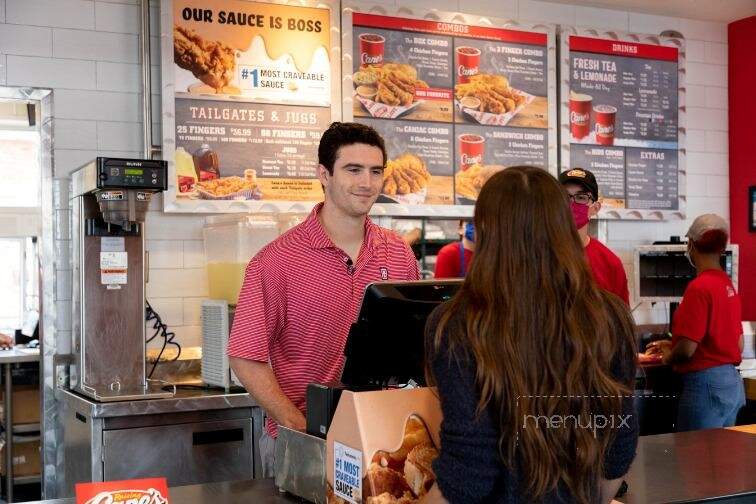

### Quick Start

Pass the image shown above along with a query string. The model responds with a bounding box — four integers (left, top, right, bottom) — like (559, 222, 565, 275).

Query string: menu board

(343, 7, 555, 214)
(162, 0, 340, 212)
(562, 31, 684, 216)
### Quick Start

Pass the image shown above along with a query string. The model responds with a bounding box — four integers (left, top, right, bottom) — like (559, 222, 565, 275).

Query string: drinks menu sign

(343, 4, 557, 216)
(561, 28, 685, 218)
(161, 0, 341, 213)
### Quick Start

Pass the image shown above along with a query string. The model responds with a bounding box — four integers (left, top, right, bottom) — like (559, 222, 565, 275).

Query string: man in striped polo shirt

(228, 122, 420, 477)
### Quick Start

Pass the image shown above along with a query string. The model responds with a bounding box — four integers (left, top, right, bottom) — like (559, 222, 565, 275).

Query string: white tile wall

(3, 0, 732, 340)
(7, 55, 96, 90)
(54, 119, 98, 150)
(53, 29, 139, 63)
(0, 24, 53, 57)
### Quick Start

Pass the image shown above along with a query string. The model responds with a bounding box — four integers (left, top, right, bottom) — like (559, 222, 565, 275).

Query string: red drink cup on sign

(459, 134, 485, 171)
(569, 92, 592, 140)
(359, 33, 385, 68)
(456, 46, 481, 84)
(593, 104, 617, 145)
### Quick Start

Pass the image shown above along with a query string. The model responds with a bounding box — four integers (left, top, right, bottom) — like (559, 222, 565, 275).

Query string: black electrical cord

(145, 299, 181, 379)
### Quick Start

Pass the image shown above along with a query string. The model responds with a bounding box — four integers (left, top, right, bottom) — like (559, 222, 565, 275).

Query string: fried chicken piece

(174, 26, 235, 90)
(392, 171, 411, 194)
(382, 63, 417, 81)
(376, 82, 401, 106)
(381, 77, 414, 106)
(404, 444, 438, 497)
(366, 491, 415, 504)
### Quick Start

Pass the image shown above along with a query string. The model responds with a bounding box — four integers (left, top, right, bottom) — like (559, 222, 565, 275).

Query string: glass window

(0, 129, 40, 208)
(0, 238, 24, 331)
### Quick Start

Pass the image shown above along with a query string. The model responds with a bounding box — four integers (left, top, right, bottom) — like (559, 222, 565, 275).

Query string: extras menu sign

(561, 29, 684, 216)
(343, 5, 556, 215)
(162, 0, 340, 212)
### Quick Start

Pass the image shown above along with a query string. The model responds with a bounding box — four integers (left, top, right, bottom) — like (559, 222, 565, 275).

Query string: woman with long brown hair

(423, 167, 638, 503)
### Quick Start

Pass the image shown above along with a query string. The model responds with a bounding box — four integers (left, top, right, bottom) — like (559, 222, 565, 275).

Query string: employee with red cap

(648, 214, 745, 431)
(559, 168, 629, 304)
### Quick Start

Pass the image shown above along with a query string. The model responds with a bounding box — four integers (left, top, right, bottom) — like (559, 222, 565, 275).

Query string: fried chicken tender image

(382, 154, 431, 196)
(174, 26, 235, 90)
(363, 63, 428, 107)
(455, 73, 525, 114)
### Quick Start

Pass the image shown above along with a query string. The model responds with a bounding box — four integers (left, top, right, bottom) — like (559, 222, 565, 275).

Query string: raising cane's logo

(457, 64, 479, 78)
(460, 153, 483, 166)
(361, 53, 382, 65)
(85, 489, 168, 504)
(595, 122, 614, 136)
(570, 111, 589, 125)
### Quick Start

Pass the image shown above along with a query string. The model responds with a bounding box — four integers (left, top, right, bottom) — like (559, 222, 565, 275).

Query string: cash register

(275, 279, 462, 502)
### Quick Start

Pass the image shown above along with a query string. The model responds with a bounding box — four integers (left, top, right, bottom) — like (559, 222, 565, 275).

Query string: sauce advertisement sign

(163, 0, 338, 210)
(563, 32, 683, 214)
(344, 8, 555, 212)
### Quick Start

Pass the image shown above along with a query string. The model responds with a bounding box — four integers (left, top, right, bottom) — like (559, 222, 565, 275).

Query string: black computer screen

(341, 279, 463, 388)
(638, 250, 734, 299)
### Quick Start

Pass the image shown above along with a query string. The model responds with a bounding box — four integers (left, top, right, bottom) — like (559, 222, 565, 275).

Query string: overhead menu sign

(161, 0, 340, 213)
(343, 4, 557, 216)
(561, 30, 684, 217)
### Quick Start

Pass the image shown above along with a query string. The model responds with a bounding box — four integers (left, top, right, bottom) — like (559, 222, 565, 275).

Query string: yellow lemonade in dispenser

(206, 262, 248, 305)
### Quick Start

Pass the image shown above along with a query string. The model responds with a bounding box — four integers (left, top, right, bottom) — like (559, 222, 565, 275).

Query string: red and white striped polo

(228, 203, 420, 437)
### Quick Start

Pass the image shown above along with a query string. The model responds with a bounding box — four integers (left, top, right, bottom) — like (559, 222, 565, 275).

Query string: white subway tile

(182, 297, 204, 327)
(7, 0, 95, 30)
(146, 297, 183, 327)
(686, 62, 727, 88)
(684, 85, 706, 108)
(52, 177, 71, 210)
(55, 300, 72, 331)
(706, 175, 729, 198)
(686, 152, 728, 176)
(0, 0, 5, 23)
(685, 173, 707, 197)
(54, 89, 140, 121)
(53, 148, 98, 177)
(97, 61, 141, 92)
(519, 0, 576, 25)
(684, 40, 705, 63)
(97, 121, 142, 151)
(54, 209, 71, 240)
(605, 221, 663, 243)
(0, 25, 53, 57)
(574, 6, 628, 31)
(462, 0, 516, 19)
(95, 2, 140, 34)
(679, 19, 727, 43)
(55, 269, 72, 301)
(144, 211, 204, 240)
(6, 55, 96, 89)
(54, 29, 139, 63)
(54, 119, 97, 150)
(183, 240, 205, 268)
(174, 325, 202, 349)
(705, 86, 727, 109)
(150, 64, 160, 95)
(686, 107, 727, 132)
(704, 131, 728, 153)
(146, 267, 208, 298)
(685, 129, 706, 152)
(150, 5, 158, 36)
(0, 55, 6, 85)
(628, 13, 680, 35)
(146, 239, 183, 269)
(704, 42, 727, 65)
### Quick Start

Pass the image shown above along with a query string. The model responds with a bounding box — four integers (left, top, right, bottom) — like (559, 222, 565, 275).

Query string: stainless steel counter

(58, 387, 264, 497)
(621, 428, 756, 503)
(60, 386, 257, 417)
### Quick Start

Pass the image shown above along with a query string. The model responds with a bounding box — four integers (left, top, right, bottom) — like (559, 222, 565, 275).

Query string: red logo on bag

(76, 478, 170, 504)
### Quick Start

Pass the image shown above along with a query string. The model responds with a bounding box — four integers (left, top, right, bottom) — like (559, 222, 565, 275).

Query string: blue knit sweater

(426, 304, 638, 504)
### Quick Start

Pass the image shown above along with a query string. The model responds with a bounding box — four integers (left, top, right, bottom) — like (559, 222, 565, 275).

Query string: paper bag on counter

(326, 388, 442, 504)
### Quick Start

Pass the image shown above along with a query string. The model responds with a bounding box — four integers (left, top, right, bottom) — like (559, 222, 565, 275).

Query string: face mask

(570, 201, 590, 229)
(464, 222, 475, 243)
(685, 246, 695, 268)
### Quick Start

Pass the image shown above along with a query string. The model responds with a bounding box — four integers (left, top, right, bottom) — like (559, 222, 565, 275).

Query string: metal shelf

(11, 424, 39, 434)
(11, 474, 40, 485)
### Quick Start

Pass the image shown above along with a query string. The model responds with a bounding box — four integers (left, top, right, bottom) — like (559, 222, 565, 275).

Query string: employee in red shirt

(434, 221, 474, 278)
(227, 123, 420, 477)
(559, 168, 629, 304)
(648, 214, 745, 431)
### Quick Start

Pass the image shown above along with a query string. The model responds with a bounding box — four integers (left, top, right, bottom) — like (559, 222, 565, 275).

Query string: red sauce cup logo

(359, 33, 385, 68)
(458, 134, 485, 171)
(569, 92, 592, 140)
(456, 46, 481, 84)
(593, 104, 617, 145)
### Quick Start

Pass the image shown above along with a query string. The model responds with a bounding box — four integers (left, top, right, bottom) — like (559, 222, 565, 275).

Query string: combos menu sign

(167, 0, 334, 206)
(346, 11, 552, 207)
(565, 34, 681, 211)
